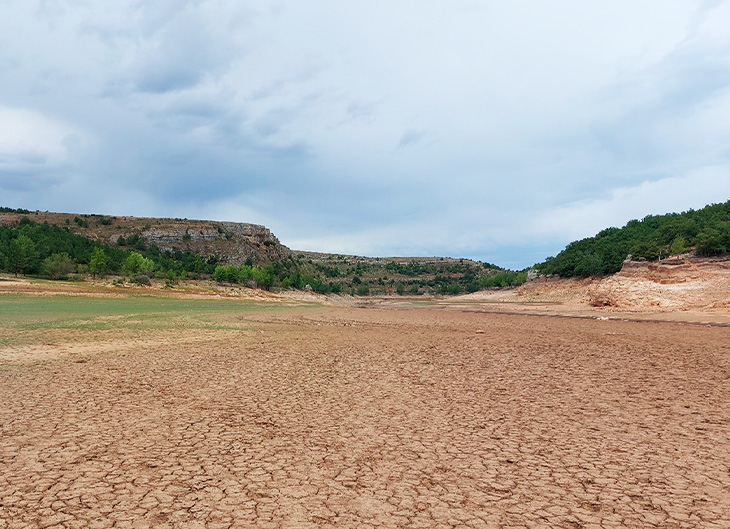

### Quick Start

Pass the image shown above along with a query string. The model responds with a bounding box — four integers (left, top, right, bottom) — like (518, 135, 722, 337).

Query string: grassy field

(0, 293, 300, 350)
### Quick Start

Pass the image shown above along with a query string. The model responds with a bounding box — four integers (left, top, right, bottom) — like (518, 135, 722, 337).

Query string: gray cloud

(396, 130, 426, 150)
(1, 0, 729, 268)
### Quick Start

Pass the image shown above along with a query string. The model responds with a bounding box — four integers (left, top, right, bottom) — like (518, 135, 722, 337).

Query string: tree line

(537, 200, 730, 277)
(0, 217, 218, 282)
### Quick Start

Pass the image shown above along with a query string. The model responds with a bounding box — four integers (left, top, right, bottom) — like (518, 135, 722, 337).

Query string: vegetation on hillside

(10, 199, 728, 289)
(0, 217, 218, 281)
(537, 200, 730, 277)
(0, 215, 521, 293)
(278, 254, 516, 295)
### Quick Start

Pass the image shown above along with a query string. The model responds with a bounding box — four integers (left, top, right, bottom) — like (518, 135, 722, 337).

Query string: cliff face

(617, 255, 730, 283)
(586, 255, 730, 309)
(137, 221, 289, 264)
(0, 211, 290, 265)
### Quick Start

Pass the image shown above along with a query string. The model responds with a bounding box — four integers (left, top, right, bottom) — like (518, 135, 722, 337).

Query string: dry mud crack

(1, 306, 730, 528)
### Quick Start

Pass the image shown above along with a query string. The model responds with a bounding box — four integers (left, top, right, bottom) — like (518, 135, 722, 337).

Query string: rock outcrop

(0, 211, 290, 265)
(127, 221, 289, 264)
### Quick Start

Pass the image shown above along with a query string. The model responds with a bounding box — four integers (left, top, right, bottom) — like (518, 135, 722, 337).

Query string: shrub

(214, 265, 238, 283)
(629, 242, 660, 261)
(479, 270, 527, 288)
(132, 275, 151, 286)
(42, 253, 75, 280)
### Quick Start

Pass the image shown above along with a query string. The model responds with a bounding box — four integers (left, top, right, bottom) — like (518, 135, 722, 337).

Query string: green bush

(629, 242, 661, 261)
(479, 270, 527, 288)
(42, 253, 75, 280)
(213, 264, 274, 290)
(132, 275, 151, 286)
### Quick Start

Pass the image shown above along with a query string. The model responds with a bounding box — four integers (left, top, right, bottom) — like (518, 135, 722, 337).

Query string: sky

(1, 1, 730, 268)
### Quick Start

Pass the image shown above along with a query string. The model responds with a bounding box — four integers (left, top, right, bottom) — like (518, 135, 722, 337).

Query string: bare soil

(456, 256, 730, 326)
(1, 285, 730, 528)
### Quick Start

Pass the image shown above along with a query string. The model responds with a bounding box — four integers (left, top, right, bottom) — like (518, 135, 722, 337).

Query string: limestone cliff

(0, 211, 290, 265)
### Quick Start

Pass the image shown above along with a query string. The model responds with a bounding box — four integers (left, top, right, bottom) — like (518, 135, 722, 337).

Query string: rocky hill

(586, 255, 730, 310)
(460, 254, 730, 314)
(0, 210, 290, 265)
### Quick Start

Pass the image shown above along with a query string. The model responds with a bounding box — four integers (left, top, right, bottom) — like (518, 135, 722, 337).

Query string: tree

(122, 251, 155, 276)
(7, 234, 39, 276)
(251, 266, 274, 290)
(695, 230, 728, 257)
(669, 236, 689, 257)
(42, 253, 75, 280)
(89, 247, 109, 278)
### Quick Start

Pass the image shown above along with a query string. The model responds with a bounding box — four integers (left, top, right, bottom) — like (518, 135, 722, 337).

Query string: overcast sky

(2, 1, 730, 268)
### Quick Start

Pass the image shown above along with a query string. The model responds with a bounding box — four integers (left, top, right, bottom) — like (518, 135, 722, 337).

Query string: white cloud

(0, 105, 79, 160)
(532, 165, 730, 241)
(0, 105, 86, 187)
(0, 0, 729, 267)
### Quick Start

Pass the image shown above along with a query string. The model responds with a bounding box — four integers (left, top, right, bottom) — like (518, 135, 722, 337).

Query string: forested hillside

(0, 212, 511, 294)
(0, 216, 220, 281)
(537, 200, 730, 277)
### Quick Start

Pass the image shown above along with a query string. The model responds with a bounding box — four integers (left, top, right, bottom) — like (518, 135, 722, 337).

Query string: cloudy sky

(1, 1, 730, 268)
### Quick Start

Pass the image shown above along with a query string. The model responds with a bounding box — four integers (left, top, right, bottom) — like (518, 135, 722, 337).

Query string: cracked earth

(1, 305, 730, 528)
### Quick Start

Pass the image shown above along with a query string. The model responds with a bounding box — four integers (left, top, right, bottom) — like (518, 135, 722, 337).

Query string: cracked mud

(1, 305, 729, 528)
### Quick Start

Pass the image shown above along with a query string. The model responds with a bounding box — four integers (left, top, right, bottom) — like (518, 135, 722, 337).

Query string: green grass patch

(0, 293, 298, 339)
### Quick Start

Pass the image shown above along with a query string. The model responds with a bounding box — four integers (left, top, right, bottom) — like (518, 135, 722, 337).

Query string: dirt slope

(459, 256, 730, 316)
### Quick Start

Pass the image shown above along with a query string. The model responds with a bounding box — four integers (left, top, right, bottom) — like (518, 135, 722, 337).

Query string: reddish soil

(457, 256, 730, 326)
(2, 304, 730, 528)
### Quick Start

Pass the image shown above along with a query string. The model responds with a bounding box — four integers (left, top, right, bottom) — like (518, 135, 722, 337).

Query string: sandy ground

(2, 297, 730, 528)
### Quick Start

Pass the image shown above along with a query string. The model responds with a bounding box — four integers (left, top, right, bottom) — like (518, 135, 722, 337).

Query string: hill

(458, 254, 730, 321)
(0, 208, 509, 295)
(0, 209, 289, 264)
(289, 251, 504, 295)
(536, 199, 730, 277)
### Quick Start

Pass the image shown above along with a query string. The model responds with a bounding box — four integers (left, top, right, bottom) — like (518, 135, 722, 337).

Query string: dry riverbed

(1, 290, 729, 528)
